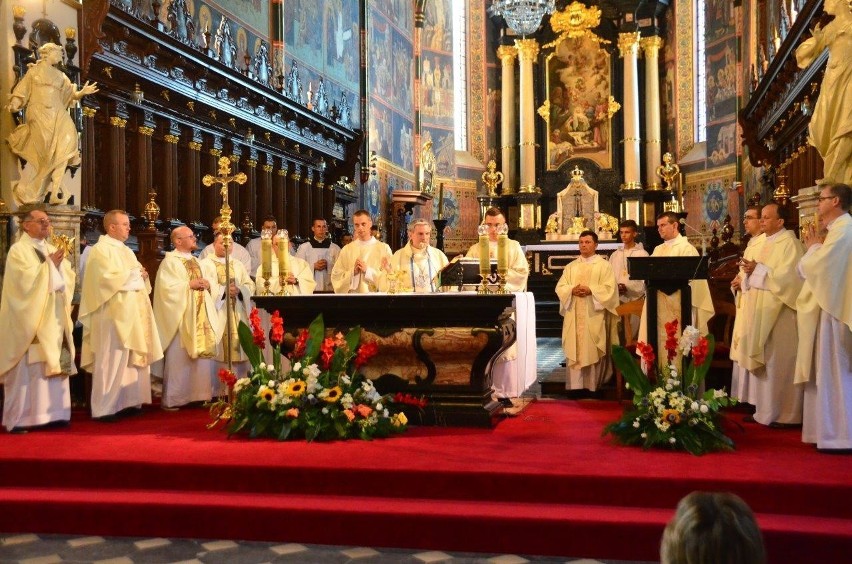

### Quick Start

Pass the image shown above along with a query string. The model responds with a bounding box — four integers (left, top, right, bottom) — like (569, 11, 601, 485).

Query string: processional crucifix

(202, 156, 247, 372)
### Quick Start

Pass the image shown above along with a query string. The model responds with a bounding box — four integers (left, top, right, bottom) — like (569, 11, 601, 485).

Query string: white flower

(233, 377, 250, 394)
(641, 432, 647, 438)
(292, 362, 302, 372)
(625, 382, 630, 389)
(304, 364, 321, 378)
(258, 362, 267, 371)
(322, 407, 329, 414)
(307, 394, 315, 400)
(679, 326, 700, 352)
(376, 402, 383, 411)
(341, 375, 351, 385)
(383, 409, 389, 418)
(268, 380, 275, 388)
(700, 404, 709, 414)
(633, 420, 641, 428)
(665, 383, 673, 391)
(669, 437, 677, 444)
(713, 388, 727, 399)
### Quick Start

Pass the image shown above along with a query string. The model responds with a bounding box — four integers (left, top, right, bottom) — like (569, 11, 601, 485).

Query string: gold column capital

(496, 45, 518, 64)
(277, 168, 287, 176)
(82, 107, 97, 118)
(262, 164, 273, 172)
(110, 117, 127, 128)
(514, 39, 539, 62)
(188, 141, 202, 151)
(164, 134, 180, 144)
(617, 32, 641, 58)
(246, 159, 258, 168)
(209, 148, 222, 157)
(137, 125, 155, 136)
(640, 35, 664, 57)
(290, 173, 302, 181)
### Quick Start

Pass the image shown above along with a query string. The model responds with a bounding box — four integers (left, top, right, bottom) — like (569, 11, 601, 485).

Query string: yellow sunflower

(260, 388, 276, 402)
(661, 409, 681, 425)
(286, 380, 306, 397)
(323, 386, 343, 403)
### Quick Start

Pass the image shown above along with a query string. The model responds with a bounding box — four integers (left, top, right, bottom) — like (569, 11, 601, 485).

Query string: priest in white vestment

(795, 183, 852, 452)
(244, 215, 279, 278)
(200, 232, 256, 379)
(730, 205, 764, 401)
(79, 210, 163, 419)
(198, 215, 253, 275)
(556, 231, 620, 391)
(0, 208, 75, 432)
(331, 210, 392, 293)
(639, 212, 715, 363)
(296, 218, 341, 292)
(465, 208, 530, 402)
(389, 219, 449, 292)
(152, 226, 219, 409)
(608, 219, 648, 340)
(729, 203, 804, 426)
(255, 236, 317, 296)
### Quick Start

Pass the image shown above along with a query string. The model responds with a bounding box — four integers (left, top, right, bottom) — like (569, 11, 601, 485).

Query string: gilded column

(258, 155, 273, 219)
(618, 31, 642, 189)
(515, 39, 539, 193)
(641, 36, 664, 190)
(108, 113, 128, 212)
(81, 105, 98, 207)
(300, 168, 314, 237)
(286, 164, 301, 234)
(497, 45, 518, 194)
(274, 159, 287, 227)
(162, 131, 181, 221)
(185, 134, 203, 222)
(135, 122, 155, 216)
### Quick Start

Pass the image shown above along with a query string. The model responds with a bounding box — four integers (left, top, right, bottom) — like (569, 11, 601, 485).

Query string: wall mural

(545, 35, 613, 171)
(704, 12, 738, 168)
(206, 0, 269, 38)
(421, 0, 455, 176)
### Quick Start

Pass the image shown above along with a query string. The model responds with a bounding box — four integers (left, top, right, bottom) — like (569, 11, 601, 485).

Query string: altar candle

(277, 230, 290, 274)
(478, 225, 490, 277)
(437, 183, 444, 219)
(497, 231, 508, 273)
(261, 236, 272, 279)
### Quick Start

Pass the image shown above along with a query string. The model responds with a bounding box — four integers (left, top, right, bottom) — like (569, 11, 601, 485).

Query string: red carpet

(1, 399, 850, 562)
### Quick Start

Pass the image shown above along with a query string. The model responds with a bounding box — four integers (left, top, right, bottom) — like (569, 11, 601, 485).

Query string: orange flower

(355, 404, 373, 418)
(286, 408, 299, 418)
(661, 409, 681, 425)
(343, 409, 355, 422)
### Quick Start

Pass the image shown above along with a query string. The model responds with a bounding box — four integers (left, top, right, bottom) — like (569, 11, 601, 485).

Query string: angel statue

(6, 43, 98, 206)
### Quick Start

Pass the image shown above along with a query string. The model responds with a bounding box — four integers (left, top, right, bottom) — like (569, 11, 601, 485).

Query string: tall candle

(497, 232, 508, 273)
(437, 183, 444, 219)
(261, 237, 272, 279)
(478, 230, 490, 277)
(277, 230, 290, 274)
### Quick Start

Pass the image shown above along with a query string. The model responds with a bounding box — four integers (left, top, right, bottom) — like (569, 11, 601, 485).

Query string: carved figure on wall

(315, 78, 329, 116)
(6, 43, 98, 206)
(420, 140, 436, 194)
(167, 0, 196, 47)
(285, 60, 303, 103)
(795, 0, 852, 184)
(213, 16, 236, 69)
(253, 41, 272, 86)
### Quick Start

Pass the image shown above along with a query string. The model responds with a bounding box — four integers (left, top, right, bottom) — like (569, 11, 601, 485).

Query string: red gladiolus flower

(292, 329, 309, 359)
(270, 310, 285, 346)
(664, 319, 679, 362)
(394, 392, 428, 408)
(320, 336, 336, 368)
(217, 368, 237, 388)
(635, 341, 656, 366)
(692, 337, 709, 367)
(249, 308, 266, 349)
(354, 341, 379, 368)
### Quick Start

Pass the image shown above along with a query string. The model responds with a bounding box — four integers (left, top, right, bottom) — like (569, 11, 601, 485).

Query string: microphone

(679, 218, 708, 254)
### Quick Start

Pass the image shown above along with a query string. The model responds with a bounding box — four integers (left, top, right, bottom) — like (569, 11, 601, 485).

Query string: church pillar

(133, 116, 155, 217)
(107, 104, 128, 212)
(184, 131, 203, 223)
(274, 159, 287, 227)
(161, 127, 180, 221)
(81, 105, 97, 207)
(312, 176, 325, 223)
(227, 143, 243, 231)
(244, 150, 258, 227)
(515, 39, 539, 193)
(618, 31, 642, 189)
(286, 164, 301, 235)
(641, 35, 664, 190)
(299, 169, 314, 238)
(258, 156, 273, 221)
(202, 138, 224, 225)
(497, 45, 517, 194)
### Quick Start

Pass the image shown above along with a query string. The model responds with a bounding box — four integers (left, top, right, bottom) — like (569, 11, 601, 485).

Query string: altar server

(331, 210, 392, 293)
(608, 219, 648, 340)
(795, 183, 852, 453)
(79, 210, 163, 420)
(556, 230, 620, 391)
(464, 207, 528, 291)
(0, 207, 75, 432)
(152, 226, 219, 409)
(255, 235, 316, 296)
(389, 219, 448, 292)
(245, 215, 279, 277)
(296, 218, 340, 292)
(199, 215, 252, 275)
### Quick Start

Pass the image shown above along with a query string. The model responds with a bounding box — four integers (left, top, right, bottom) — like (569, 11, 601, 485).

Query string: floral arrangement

(210, 308, 409, 441)
(603, 319, 738, 455)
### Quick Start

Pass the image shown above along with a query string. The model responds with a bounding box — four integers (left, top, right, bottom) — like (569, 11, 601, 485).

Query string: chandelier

(490, 0, 556, 37)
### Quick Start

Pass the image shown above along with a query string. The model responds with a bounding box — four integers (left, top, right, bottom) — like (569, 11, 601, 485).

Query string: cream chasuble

(331, 238, 392, 293)
(464, 239, 529, 291)
(390, 244, 449, 292)
(255, 254, 317, 295)
(201, 255, 255, 364)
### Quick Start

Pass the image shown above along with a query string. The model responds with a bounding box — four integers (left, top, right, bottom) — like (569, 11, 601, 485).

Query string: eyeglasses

(817, 196, 836, 201)
(24, 218, 51, 225)
(743, 216, 759, 220)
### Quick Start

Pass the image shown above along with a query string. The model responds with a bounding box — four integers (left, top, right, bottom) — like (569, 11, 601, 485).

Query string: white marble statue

(6, 43, 98, 206)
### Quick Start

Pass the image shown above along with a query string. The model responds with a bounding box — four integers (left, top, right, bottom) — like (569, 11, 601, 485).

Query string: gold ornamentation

(496, 45, 517, 63)
(143, 190, 160, 231)
(164, 134, 179, 144)
(537, 100, 550, 123)
(656, 153, 681, 206)
(623, 181, 643, 190)
(608, 96, 621, 118)
(209, 148, 222, 156)
(82, 107, 97, 118)
(188, 141, 202, 150)
(481, 159, 505, 197)
(639, 35, 664, 56)
(160, 90, 170, 101)
(49, 226, 75, 255)
(137, 126, 154, 136)
(103, 66, 113, 78)
(262, 164, 273, 172)
(264, 132, 271, 141)
(110, 117, 127, 128)
(186, 101, 195, 112)
(209, 110, 217, 119)
(545, 1, 608, 48)
(277, 168, 286, 176)
(65, 27, 76, 40)
(229, 118, 236, 127)
(13, 6, 26, 18)
(246, 159, 258, 168)
(617, 32, 641, 57)
(514, 38, 540, 61)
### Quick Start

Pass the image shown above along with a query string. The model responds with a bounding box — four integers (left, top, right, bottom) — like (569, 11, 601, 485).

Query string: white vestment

(795, 213, 852, 449)
(201, 255, 255, 378)
(0, 233, 75, 430)
(464, 239, 529, 292)
(730, 233, 764, 401)
(152, 251, 219, 408)
(331, 237, 393, 293)
(555, 255, 620, 391)
(79, 235, 163, 417)
(639, 234, 714, 362)
(609, 243, 648, 340)
(295, 238, 341, 292)
(729, 229, 804, 425)
(389, 243, 449, 292)
(199, 240, 253, 277)
(255, 254, 317, 296)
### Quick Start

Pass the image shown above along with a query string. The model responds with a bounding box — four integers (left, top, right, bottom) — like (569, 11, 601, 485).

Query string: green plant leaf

(237, 321, 261, 368)
(303, 314, 325, 364)
(611, 345, 651, 397)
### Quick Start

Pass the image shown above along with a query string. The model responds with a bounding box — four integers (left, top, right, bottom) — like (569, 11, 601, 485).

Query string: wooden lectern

(627, 256, 709, 354)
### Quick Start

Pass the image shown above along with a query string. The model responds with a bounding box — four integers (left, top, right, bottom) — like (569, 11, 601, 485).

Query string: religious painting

(283, 0, 323, 70)
(707, 122, 737, 167)
(702, 180, 729, 226)
(207, 0, 269, 37)
(485, 66, 500, 161)
(369, 9, 392, 101)
(545, 35, 613, 171)
(392, 112, 414, 171)
(706, 37, 737, 123)
(423, 0, 453, 53)
(391, 28, 414, 117)
(423, 127, 456, 178)
(369, 100, 393, 161)
(436, 179, 478, 256)
(421, 52, 454, 127)
(706, 0, 736, 39)
(323, 0, 359, 86)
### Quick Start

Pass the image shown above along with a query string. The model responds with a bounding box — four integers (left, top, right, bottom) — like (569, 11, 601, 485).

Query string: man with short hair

(331, 210, 392, 293)
(255, 234, 316, 296)
(730, 202, 804, 427)
(389, 219, 449, 292)
(730, 205, 764, 401)
(0, 207, 75, 432)
(556, 230, 620, 391)
(199, 216, 252, 274)
(639, 212, 715, 362)
(608, 219, 648, 340)
(152, 226, 219, 409)
(795, 183, 852, 452)
(245, 215, 279, 276)
(296, 218, 340, 292)
(79, 210, 163, 420)
(464, 208, 529, 291)
(200, 232, 256, 378)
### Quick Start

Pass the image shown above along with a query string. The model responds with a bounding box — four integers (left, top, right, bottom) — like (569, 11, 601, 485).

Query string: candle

(277, 229, 290, 275)
(437, 183, 444, 219)
(478, 225, 490, 278)
(261, 236, 272, 280)
(497, 231, 508, 273)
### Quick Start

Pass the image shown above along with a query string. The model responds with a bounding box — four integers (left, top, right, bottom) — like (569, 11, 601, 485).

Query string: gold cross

(202, 156, 247, 246)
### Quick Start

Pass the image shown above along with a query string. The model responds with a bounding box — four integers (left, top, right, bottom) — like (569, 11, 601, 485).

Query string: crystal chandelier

(490, 0, 556, 37)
